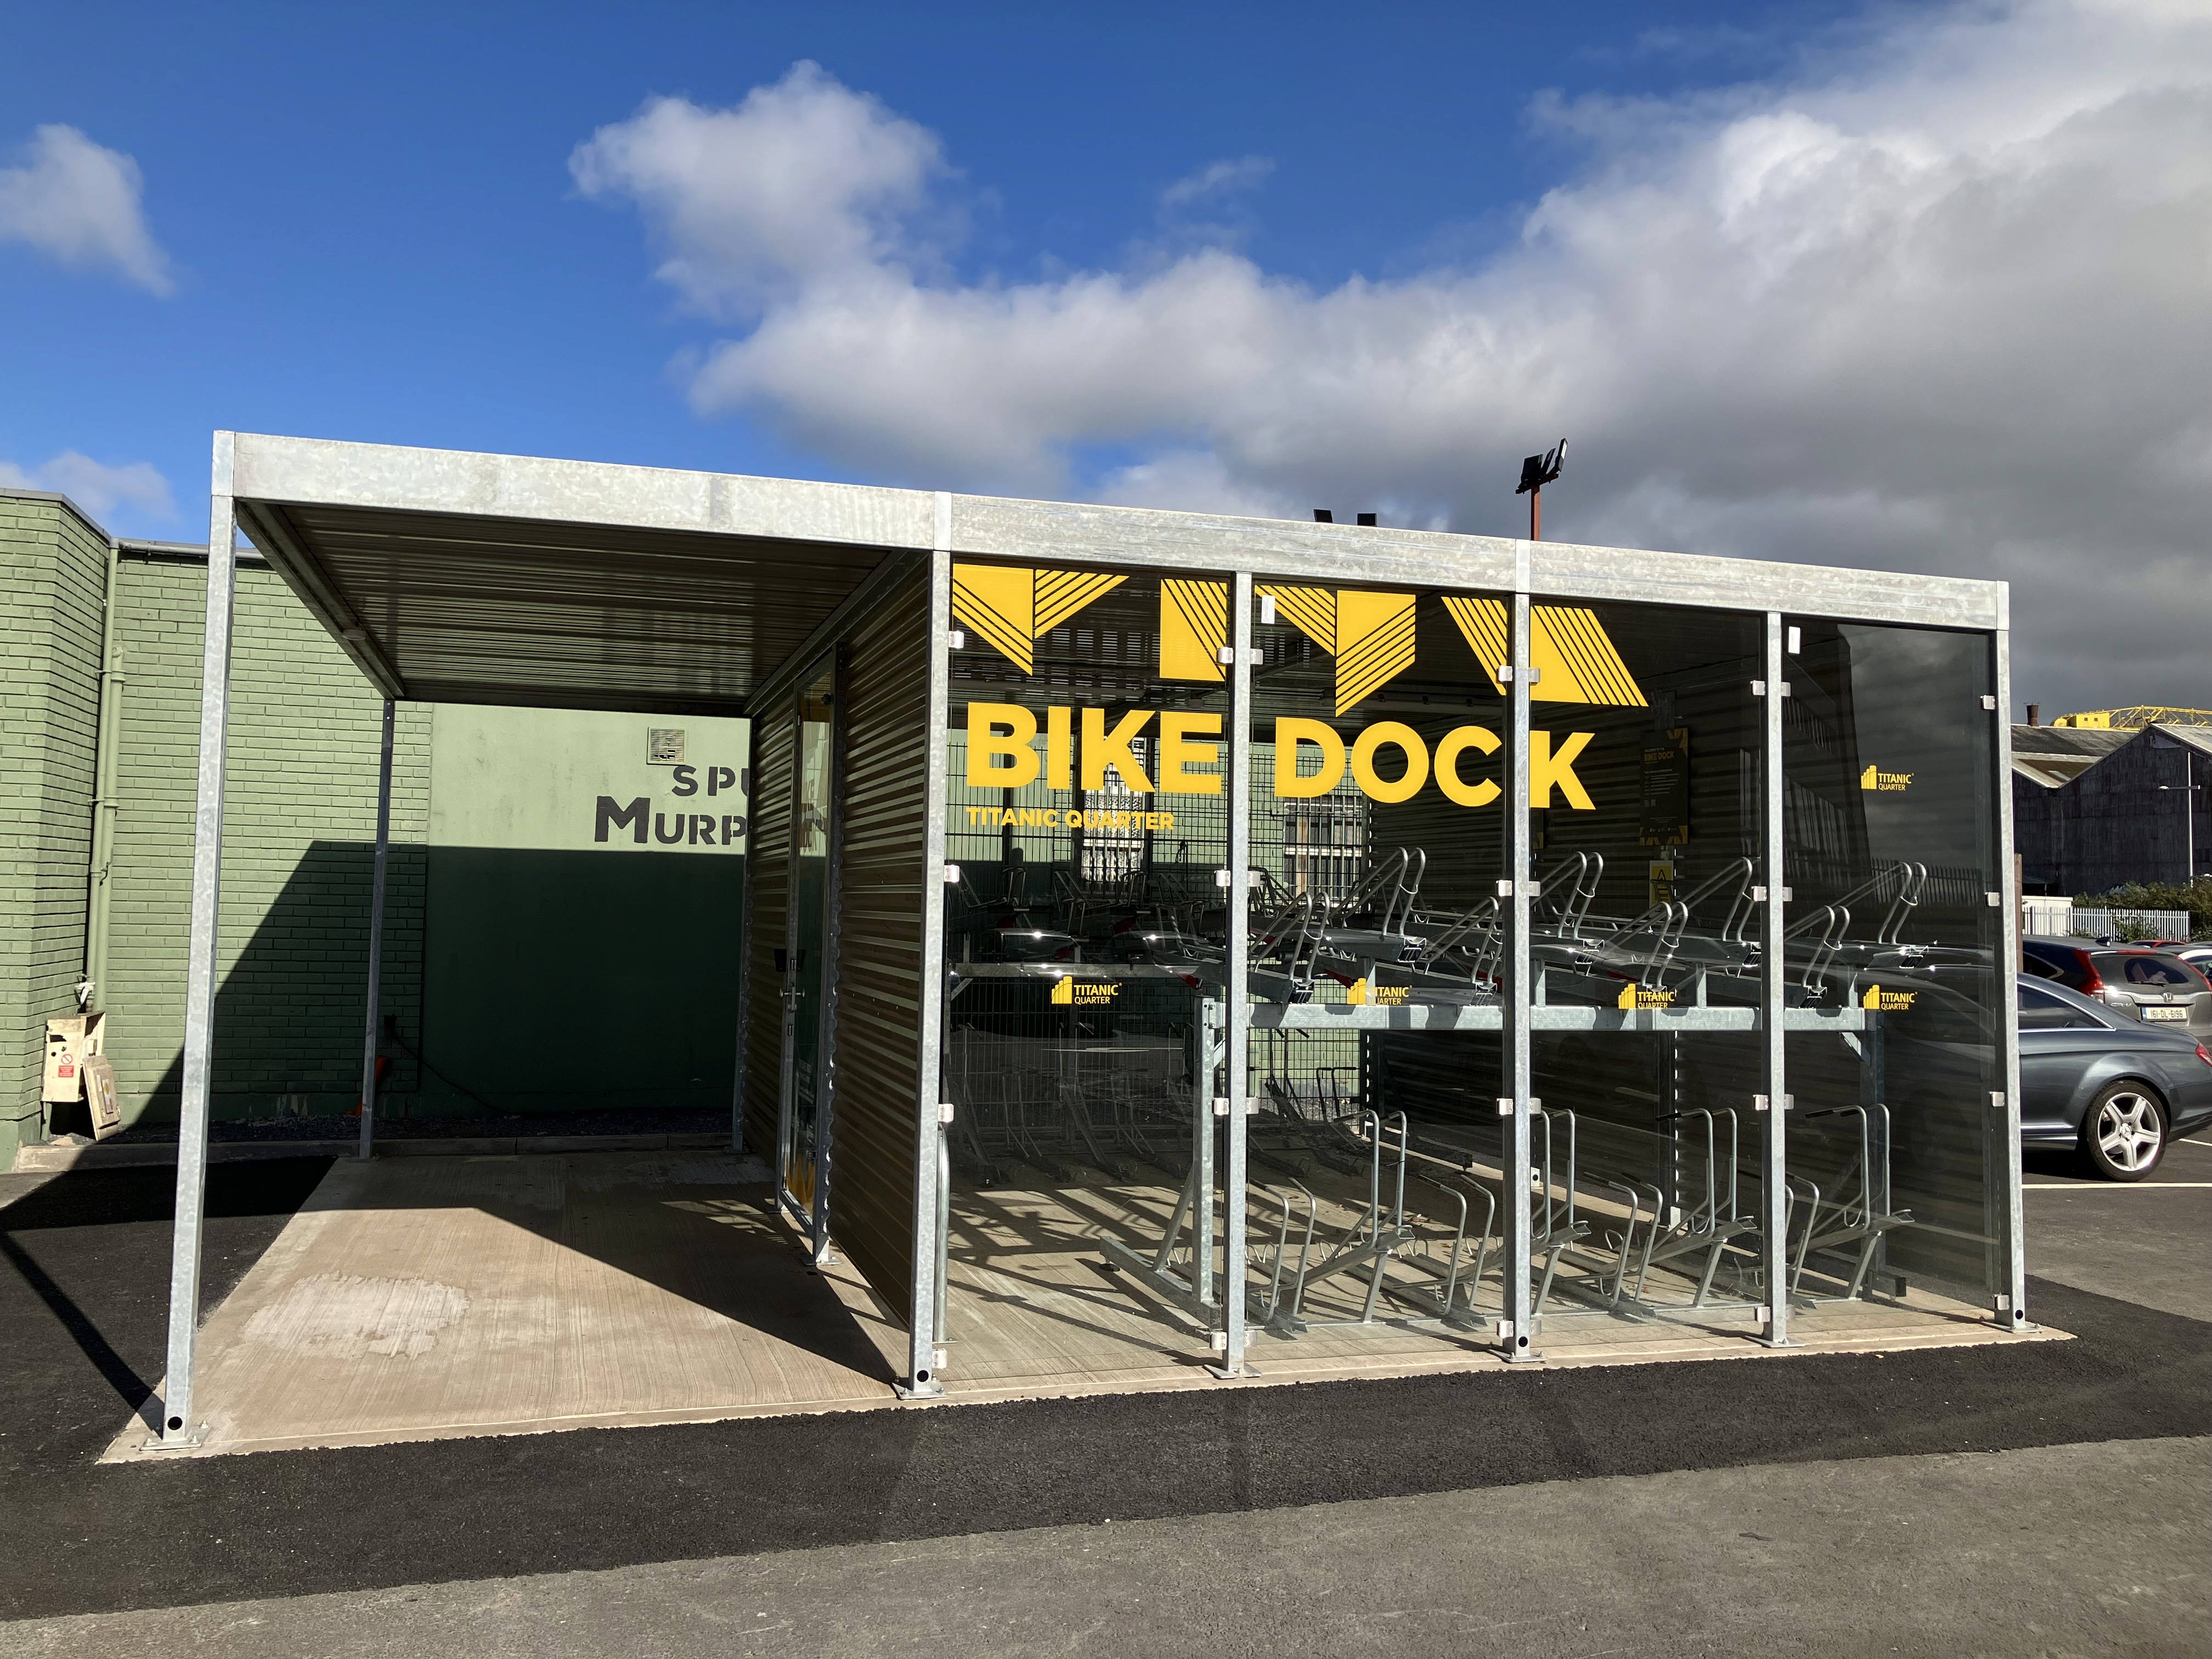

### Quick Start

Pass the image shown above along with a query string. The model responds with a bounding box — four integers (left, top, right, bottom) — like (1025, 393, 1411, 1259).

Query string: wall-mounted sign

(1639, 727, 1690, 847)
(429, 707, 749, 854)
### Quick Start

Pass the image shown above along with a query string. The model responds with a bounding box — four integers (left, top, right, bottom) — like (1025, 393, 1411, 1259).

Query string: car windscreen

(2094, 952, 2203, 988)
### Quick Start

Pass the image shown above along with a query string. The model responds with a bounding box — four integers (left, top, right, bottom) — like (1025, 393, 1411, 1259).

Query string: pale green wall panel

(0, 495, 109, 1167)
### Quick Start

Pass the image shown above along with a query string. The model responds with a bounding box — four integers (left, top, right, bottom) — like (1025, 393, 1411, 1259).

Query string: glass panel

(1242, 579, 1517, 1353)
(779, 665, 836, 1237)
(1503, 603, 1771, 1333)
(1784, 622, 2000, 1305)
(938, 565, 1232, 1374)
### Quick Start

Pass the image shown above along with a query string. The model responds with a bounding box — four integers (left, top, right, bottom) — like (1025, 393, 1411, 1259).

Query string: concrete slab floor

(104, 1150, 909, 1460)
(20, 1434, 2210, 1657)
(106, 1150, 2066, 1460)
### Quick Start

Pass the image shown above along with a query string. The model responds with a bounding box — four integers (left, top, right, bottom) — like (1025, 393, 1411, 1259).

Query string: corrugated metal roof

(2152, 723, 2212, 757)
(2011, 723, 2132, 788)
(238, 498, 909, 716)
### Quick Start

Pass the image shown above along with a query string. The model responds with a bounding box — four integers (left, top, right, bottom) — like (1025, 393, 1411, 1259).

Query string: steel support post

(357, 698, 395, 1160)
(1215, 572, 1254, 1376)
(1991, 628, 2032, 1331)
(159, 456, 238, 1446)
(731, 807, 753, 1153)
(1758, 612, 1793, 1347)
(1500, 577, 1538, 1362)
(903, 511, 954, 1398)
(810, 644, 850, 1267)
(1192, 1000, 1218, 1310)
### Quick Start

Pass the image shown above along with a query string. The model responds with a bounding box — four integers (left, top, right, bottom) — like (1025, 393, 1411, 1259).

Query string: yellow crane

(2051, 707, 2212, 730)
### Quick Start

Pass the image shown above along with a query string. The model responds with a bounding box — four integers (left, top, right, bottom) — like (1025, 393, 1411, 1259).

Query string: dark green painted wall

(1, 511, 750, 1157)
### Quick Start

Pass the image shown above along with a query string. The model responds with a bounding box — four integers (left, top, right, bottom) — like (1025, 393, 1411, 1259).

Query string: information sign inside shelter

(1638, 727, 1691, 848)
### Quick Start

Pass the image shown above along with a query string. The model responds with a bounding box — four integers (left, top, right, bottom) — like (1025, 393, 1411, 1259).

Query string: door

(778, 659, 840, 1256)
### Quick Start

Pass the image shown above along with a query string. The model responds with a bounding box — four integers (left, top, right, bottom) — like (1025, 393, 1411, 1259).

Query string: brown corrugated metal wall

(743, 703, 794, 1158)
(823, 573, 930, 1316)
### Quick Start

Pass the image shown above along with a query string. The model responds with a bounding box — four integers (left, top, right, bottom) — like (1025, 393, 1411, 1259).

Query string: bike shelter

(139, 431, 2042, 1456)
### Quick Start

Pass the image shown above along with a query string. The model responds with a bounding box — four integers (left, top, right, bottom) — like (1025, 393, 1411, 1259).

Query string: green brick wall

(3, 511, 750, 1164)
(99, 550, 432, 1124)
(0, 494, 110, 1167)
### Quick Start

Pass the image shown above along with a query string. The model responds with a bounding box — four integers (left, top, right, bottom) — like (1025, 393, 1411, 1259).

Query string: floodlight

(1514, 438, 1568, 540)
(1516, 439, 1566, 495)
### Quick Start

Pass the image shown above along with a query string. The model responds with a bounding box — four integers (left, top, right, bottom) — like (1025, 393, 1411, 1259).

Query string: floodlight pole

(1529, 487, 1541, 543)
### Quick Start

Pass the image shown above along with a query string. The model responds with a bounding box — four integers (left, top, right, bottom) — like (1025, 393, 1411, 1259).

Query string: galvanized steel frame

(1993, 629, 2033, 1330)
(906, 520, 953, 1397)
(1502, 575, 1538, 1361)
(774, 646, 845, 1262)
(158, 443, 238, 1448)
(356, 698, 396, 1162)
(1759, 613, 1792, 1347)
(151, 431, 2029, 1437)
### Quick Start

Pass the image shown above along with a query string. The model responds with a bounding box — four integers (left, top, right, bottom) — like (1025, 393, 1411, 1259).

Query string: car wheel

(2080, 1084, 2168, 1182)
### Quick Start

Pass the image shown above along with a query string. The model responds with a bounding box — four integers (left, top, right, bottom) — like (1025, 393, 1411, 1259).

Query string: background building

(2013, 718, 2210, 895)
(0, 488, 748, 1170)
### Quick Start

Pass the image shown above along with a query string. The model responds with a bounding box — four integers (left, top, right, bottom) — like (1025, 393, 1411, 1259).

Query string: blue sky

(0, 1, 1868, 522)
(3, 2, 2208, 714)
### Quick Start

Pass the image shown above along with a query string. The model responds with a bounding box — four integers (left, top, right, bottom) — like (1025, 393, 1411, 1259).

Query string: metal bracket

(1752, 1094, 1794, 1113)
(943, 864, 961, 884)
(1215, 868, 1260, 889)
(1985, 891, 2002, 907)
(1750, 885, 1793, 902)
(946, 629, 966, 650)
(1215, 645, 1262, 666)
(1212, 1097, 1260, 1118)
(1496, 665, 1540, 684)
(1980, 695, 1998, 711)
(1750, 679, 1793, 698)
(938, 1102, 956, 1125)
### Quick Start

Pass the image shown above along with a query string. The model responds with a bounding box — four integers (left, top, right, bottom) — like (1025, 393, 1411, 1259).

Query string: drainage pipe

(83, 535, 127, 1012)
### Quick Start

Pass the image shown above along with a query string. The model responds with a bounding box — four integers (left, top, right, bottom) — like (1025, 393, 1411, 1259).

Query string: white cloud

(0, 451, 176, 521)
(570, 64, 950, 320)
(581, 7, 2212, 713)
(1160, 155, 1273, 208)
(0, 125, 173, 294)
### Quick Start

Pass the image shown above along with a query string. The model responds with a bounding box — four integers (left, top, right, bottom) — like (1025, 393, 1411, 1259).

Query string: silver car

(2022, 937, 2212, 1037)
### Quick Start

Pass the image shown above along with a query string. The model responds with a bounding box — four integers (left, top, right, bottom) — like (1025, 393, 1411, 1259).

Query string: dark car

(2022, 936, 2212, 1037)
(2019, 977, 2212, 1179)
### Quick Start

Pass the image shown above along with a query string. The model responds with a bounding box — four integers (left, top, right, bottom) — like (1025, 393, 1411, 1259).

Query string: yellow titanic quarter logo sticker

(1049, 978, 1120, 1006)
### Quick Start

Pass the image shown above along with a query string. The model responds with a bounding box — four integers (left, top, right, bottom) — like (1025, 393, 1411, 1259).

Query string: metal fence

(2024, 900, 2194, 941)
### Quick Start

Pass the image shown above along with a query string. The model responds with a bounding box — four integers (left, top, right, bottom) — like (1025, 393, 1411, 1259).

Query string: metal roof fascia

(949, 495, 2000, 627)
(228, 431, 937, 552)
(234, 499, 408, 700)
(222, 430, 2007, 631)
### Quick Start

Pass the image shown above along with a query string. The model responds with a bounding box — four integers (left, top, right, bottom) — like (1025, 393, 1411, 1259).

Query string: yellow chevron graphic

(953, 564, 1127, 674)
(1160, 579, 1228, 682)
(1442, 596, 1646, 707)
(1258, 585, 1417, 715)
(1257, 585, 1335, 652)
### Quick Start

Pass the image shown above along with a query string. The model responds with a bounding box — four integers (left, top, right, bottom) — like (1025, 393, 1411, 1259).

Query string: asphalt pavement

(3, 1137, 2208, 1655)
